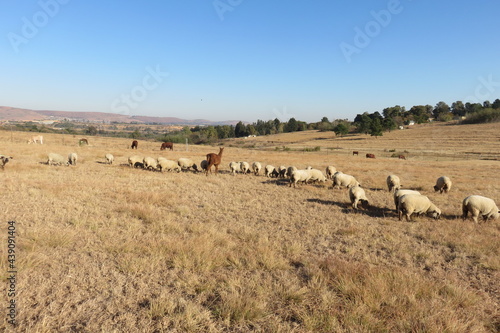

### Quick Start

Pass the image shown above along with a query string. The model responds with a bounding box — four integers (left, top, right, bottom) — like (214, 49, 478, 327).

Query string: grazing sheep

(200, 160, 208, 172)
(333, 173, 360, 189)
(286, 166, 297, 178)
(128, 156, 143, 168)
(158, 159, 181, 172)
(0, 155, 13, 169)
(229, 161, 241, 175)
(349, 186, 369, 209)
(265, 165, 278, 178)
(434, 176, 452, 193)
(47, 153, 68, 166)
(240, 161, 251, 174)
(289, 169, 312, 188)
(143, 157, 158, 171)
(278, 166, 287, 178)
(28, 135, 43, 144)
(386, 175, 401, 193)
(398, 194, 441, 222)
(68, 153, 78, 166)
(252, 162, 262, 175)
(462, 195, 500, 223)
(105, 153, 114, 164)
(308, 168, 327, 184)
(178, 158, 198, 172)
(325, 166, 337, 180)
(393, 189, 421, 211)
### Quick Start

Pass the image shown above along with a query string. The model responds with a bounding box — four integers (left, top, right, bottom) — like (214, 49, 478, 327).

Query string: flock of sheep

(224, 161, 499, 224)
(7, 144, 498, 224)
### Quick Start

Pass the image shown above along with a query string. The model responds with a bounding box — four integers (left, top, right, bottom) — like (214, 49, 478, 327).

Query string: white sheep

(349, 186, 369, 209)
(105, 153, 114, 164)
(252, 162, 262, 175)
(462, 195, 500, 223)
(308, 168, 327, 184)
(333, 173, 360, 189)
(178, 158, 198, 172)
(325, 166, 337, 180)
(434, 176, 452, 193)
(393, 189, 421, 210)
(47, 153, 68, 166)
(143, 157, 158, 170)
(398, 194, 441, 222)
(265, 165, 278, 178)
(68, 152, 78, 166)
(0, 155, 13, 169)
(286, 166, 297, 178)
(289, 169, 312, 188)
(229, 161, 241, 175)
(240, 161, 251, 174)
(158, 159, 181, 172)
(386, 174, 401, 193)
(128, 155, 143, 168)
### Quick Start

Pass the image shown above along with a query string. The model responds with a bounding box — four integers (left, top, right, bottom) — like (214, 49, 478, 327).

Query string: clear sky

(1, 1, 499, 123)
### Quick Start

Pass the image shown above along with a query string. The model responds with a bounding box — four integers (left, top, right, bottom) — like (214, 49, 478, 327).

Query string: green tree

(382, 117, 397, 132)
(354, 112, 372, 134)
(333, 123, 349, 137)
(451, 101, 466, 117)
(370, 118, 383, 137)
(285, 117, 298, 132)
(235, 121, 247, 137)
(433, 101, 451, 120)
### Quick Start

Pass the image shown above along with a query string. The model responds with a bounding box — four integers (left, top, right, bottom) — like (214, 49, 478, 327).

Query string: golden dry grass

(0, 123, 499, 332)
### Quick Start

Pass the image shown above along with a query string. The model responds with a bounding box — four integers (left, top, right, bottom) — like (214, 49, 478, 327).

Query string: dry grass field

(1, 122, 499, 332)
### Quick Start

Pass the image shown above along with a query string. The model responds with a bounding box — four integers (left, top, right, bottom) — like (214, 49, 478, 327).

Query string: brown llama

(206, 147, 224, 176)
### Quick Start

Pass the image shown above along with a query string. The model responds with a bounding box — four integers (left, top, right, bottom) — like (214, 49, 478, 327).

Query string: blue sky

(1, 0, 499, 122)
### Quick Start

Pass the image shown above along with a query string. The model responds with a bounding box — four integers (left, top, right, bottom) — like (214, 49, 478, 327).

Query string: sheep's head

(433, 185, 439, 192)
(431, 208, 441, 220)
(360, 200, 369, 209)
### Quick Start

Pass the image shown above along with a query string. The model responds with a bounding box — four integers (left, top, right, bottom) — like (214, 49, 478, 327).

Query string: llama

(206, 147, 224, 176)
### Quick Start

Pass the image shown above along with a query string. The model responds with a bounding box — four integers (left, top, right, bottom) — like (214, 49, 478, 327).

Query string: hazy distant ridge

(0, 106, 241, 125)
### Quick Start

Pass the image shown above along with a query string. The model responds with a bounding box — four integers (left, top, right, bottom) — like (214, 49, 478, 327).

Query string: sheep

(157, 159, 181, 172)
(434, 176, 452, 193)
(128, 155, 143, 168)
(333, 172, 360, 189)
(462, 195, 500, 223)
(289, 169, 312, 188)
(252, 162, 262, 175)
(398, 194, 441, 222)
(325, 166, 336, 180)
(285, 166, 297, 178)
(393, 189, 421, 211)
(0, 155, 13, 169)
(68, 153, 78, 166)
(265, 165, 278, 178)
(47, 153, 68, 166)
(178, 158, 198, 172)
(229, 161, 241, 175)
(240, 161, 251, 174)
(200, 160, 208, 172)
(308, 168, 327, 184)
(349, 186, 369, 209)
(278, 165, 287, 178)
(386, 174, 401, 193)
(105, 153, 114, 164)
(143, 157, 158, 171)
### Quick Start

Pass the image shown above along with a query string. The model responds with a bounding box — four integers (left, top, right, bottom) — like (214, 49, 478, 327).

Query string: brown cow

(160, 142, 174, 151)
(131, 140, 138, 149)
(398, 155, 406, 160)
(366, 153, 375, 159)
(206, 147, 224, 176)
(352, 151, 359, 156)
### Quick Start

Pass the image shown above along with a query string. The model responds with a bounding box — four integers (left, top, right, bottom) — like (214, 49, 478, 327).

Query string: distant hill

(0, 106, 242, 126)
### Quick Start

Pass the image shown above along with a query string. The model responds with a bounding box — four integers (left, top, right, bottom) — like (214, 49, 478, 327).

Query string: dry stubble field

(1, 122, 499, 332)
